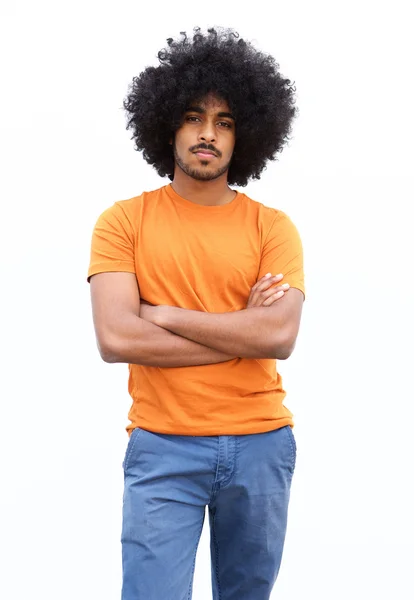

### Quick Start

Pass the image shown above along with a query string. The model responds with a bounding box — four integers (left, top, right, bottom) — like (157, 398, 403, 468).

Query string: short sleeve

(87, 202, 136, 282)
(258, 211, 305, 298)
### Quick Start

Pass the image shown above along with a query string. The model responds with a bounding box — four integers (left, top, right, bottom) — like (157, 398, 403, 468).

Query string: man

(88, 27, 305, 600)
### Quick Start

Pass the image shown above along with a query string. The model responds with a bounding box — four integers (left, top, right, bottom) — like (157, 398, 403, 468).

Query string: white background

(1, 1, 413, 598)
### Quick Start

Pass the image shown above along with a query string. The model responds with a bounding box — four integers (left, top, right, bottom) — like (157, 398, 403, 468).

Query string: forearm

(103, 315, 236, 367)
(156, 306, 290, 359)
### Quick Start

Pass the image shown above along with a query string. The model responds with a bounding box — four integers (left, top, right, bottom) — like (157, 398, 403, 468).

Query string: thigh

(208, 426, 297, 600)
(121, 428, 213, 600)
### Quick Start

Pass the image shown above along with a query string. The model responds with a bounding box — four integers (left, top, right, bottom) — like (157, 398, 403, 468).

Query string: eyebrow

(185, 106, 235, 121)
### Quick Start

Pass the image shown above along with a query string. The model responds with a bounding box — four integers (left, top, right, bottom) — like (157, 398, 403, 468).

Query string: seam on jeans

(211, 512, 222, 600)
(123, 428, 141, 472)
(210, 437, 222, 501)
(219, 436, 238, 490)
(286, 426, 297, 474)
(187, 515, 205, 600)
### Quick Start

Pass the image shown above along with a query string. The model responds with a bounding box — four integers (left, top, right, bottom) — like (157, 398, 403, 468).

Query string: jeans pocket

(122, 427, 141, 471)
(285, 426, 297, 474)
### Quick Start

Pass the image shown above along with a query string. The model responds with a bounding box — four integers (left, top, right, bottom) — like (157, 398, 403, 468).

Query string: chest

(135, 212, 262, 311)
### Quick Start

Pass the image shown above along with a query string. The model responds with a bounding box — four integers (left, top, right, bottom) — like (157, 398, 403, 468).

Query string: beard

(173, 145, 232, 181)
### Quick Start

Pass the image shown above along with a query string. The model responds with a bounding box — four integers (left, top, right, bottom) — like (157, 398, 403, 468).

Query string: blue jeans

(121, 426, 296, 600)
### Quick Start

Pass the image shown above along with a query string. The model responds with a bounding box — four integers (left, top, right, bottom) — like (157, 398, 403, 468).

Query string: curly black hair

(123, 27, 298, 187)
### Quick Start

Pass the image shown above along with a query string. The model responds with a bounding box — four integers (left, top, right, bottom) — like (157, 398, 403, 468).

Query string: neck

(171, 169, 236, 206)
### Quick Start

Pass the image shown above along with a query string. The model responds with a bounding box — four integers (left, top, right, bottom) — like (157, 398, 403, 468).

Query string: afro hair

(123, 27, 298, 187)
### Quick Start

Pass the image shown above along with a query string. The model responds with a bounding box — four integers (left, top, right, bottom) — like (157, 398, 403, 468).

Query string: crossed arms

(89, 272, 304, 368)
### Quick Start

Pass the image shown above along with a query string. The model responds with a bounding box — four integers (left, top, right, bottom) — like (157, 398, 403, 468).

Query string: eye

(186, 116, 201, 122)
(218, 121, 232, 128)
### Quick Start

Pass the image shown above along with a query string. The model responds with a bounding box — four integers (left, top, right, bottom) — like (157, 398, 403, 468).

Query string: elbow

(94, 317, 146, 364)
(268, 334, 297, 360)
(101, 349, 119, 363)
(275, 345, 294, 360)
(96, 334, 122, 363)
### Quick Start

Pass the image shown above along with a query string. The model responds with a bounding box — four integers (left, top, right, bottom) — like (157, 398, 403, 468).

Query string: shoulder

(96, 186, 165, 228)
(241, 192, 298, 236)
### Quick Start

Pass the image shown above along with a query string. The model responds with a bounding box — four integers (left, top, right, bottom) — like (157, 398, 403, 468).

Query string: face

(172, 94, 236, 182)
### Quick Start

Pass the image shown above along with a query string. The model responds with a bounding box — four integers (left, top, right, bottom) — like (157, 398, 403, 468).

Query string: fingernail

(265, 273, 271, 277)
(276, 273, 283, 278)
(282, 283, 290, 289)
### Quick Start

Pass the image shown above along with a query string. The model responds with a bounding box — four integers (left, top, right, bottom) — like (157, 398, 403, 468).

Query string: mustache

(190, 143, 221, 157)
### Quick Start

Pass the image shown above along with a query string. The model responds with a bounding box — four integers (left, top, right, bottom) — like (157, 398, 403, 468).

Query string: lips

(193, 148, 217, 156)
(193, 149, 217, 157)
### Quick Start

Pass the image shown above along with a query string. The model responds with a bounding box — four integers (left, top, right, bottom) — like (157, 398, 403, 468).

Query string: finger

(248, 277, 285, 307)
(250, 273, 272, 292)
(248, 274, 285, 308)
(259, 283, 290, 300)
(262, 290, 286, 306)
(254, 273, 284, 293)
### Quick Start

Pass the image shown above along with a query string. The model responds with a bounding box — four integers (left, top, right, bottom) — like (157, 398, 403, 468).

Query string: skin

(90, 92, 303, 365)
(139, 284, 302, 360)
(170, 93, 237, 206)
(91, 272, 290, 367)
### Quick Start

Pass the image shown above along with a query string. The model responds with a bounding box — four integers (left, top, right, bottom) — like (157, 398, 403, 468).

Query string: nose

(198, 121, 216, 143)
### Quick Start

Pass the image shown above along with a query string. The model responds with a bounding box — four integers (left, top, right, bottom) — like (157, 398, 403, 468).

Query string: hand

(246, 273, 290, 308)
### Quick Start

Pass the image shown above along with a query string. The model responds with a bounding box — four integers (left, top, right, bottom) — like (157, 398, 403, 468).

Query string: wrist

(154, 304, 176, 329)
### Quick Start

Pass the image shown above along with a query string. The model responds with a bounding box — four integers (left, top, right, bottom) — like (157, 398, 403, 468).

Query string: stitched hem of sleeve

(87, 262, 136, 282)
(289, 284, 306, 299)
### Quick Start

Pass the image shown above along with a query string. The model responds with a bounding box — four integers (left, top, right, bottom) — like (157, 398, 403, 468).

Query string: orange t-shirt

(88, 184, 305, 436)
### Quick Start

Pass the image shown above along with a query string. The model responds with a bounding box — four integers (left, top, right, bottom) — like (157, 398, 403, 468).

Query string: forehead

(188, 93, 230, 113)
